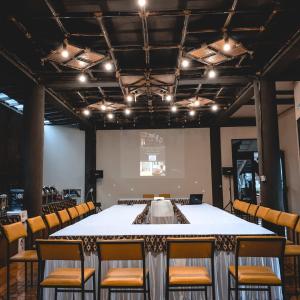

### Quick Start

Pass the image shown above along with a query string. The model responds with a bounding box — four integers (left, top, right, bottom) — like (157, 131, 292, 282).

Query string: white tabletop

(52, 203, 273, 237)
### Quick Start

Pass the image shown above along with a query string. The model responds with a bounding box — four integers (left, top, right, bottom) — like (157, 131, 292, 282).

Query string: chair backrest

(159, 194, 171, 198)
(87, 201, 95, 211)
(294, 218, 300, 234)
(255, 206, 270, 219)
(27, 216, 47, 234)
(239, 201, 250, 214)
(247, 204, 259, 217)
(263, 209, 282, 224)
(36, 239, 83, 261)
(97, 240, 144, 261)
(82, 203, 89, 214)
(233, 199, 241, 210)
(2, 222, 27, 243)
(143, 194, 154, 199)
(44, 213, 60, 230)
(57, 209, 71, 224)
(167, 237, 215, 259)
(67, 207, 79, 220)
(75, 204, 86, 216)
(277, 212, 299, 230)
(236, 236, 285, 258)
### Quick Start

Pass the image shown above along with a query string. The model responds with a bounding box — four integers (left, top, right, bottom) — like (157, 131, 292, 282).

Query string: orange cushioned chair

(44, 212, 61, 235)
(36, 239, 96, 300)
(82, 203, 90, 215)
(67, 206, 79, 223)
(57, 209, 71, 227)
(166, 237, 216, 300)
(143, 194, 154, 199)
(284, 218, 300, 293)
(263, 209, 282, 225)
(159, 194, 171, 198)
(228, 236, 286, 300)
(255, 206, 270, 222)
(2, 221, 38, 299)
(75, 204, 86, 218)
(96, 239, 150, 300)
(87, 201, 96, 213)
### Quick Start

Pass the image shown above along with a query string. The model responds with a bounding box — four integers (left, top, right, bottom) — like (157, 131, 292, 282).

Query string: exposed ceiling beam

(261, 28, 300, 77)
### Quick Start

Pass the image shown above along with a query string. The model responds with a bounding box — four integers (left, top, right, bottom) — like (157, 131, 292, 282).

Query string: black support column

(254, 80, 284, 232)
(23, 84, 45, 217)
(210, 125, 223, 208)
(85, 126, 96, 202)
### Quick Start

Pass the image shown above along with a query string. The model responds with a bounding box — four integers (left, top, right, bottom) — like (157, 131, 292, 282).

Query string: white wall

(43, 126, 85, 200)
(96, 128, 212, 209)
(278, 107, 300, 213)
(220, 127, 258, 206)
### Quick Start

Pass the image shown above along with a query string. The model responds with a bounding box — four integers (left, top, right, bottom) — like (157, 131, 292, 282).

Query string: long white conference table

(46, 204, 282, 300)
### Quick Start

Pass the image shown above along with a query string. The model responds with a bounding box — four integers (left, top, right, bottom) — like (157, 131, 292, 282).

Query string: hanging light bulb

(82, 108, 90, 116)
(171, 105, 177, 113)
(104, 62, 113, 71)
(61, 49, 69, 58)
(100, 104, 106, 111)
(138, 0, 146, 7)
(208, 68, 217, 79)
(189, 110, 196, 116)
(212, 104, 219, 111)
(124, 108, 131, 115)
(107, 112, 114, 120)
(223, 41, 231, 52)
(181, 58, 190, 68)
(126, 94, 134, 102)
(78, 73, 87, 83)
(166, 94, 173, 102)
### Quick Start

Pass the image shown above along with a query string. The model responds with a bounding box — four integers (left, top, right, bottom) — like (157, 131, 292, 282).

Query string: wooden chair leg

(7, 262, 10, 300)
(147, 273, 151, 300)
(30, 262, 34, 286)
(54, 288, 58, 300)
(93, 274, 96, 300)
(25, 262, 28, 291)
(234, 282, 238, 300)
(108, 288, 111, 300)
(228, 271, 231, 300)
(268, 286, 272, 300)
(204, 286, 208, 300)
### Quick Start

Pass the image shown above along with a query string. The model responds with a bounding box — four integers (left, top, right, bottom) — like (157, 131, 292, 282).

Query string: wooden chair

(82, 203, 90, 215)
(277, 212, 299, 244)
(255, 206, 270, 224)
(142, 194, 154, 199)
(284, 218, 300, 294)
(166, 237, 216, 300)
(233, 200, 250, 219)
(44, 212, 61, 235)
(228, 236, 286, 300)
(263, 209, 282, 225)
(87, 201, 96, 214)
(57, 209, 71, 227)
(2, 221, 38, 299)
(75, 204, 86, 219)
(67, 206, 79, 223)
(36, 239, 96, 300)
(96, 239, 150, 300)
(27, 216, 47, 286)
(247, 204, 259, 223)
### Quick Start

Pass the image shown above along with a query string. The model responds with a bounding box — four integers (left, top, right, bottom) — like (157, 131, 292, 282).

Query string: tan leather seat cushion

(285, 245, 300, 256)
(101, 268, 144, 287)
(229, 265, 281, 285)
(10, 250, 38, 262)
(41, 268, 95, 287)
(169, 266, 212, 285)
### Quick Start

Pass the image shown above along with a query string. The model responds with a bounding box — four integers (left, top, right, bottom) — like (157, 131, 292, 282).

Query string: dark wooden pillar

(23, 84, 45, 217)
(254, 80, 284, 232)
(210, 125, 223, 208)
(85, 126, 96, 202)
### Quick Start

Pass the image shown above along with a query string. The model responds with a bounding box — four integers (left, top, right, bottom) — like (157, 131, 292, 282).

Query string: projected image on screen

(140, 132, 166, 176)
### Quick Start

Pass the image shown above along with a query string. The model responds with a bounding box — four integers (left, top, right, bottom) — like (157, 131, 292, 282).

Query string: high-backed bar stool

(228, 236, 286, 300)
(67, 206, 79, 223)
(2, 222, 38, 299)
(96, 239, 150, 300)
(57, 209, 71, 228)
(36, 239, 96, 300)
(44, 212, 61, 235)
(166, 237, 216, 300)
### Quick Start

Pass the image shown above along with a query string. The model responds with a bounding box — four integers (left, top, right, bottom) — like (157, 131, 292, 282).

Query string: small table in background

(150, 199, 175, 224)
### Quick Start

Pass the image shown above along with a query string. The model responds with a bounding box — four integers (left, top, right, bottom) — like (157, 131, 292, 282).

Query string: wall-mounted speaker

(94, 170, 103, 179)
(222, 167, 233, 176)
